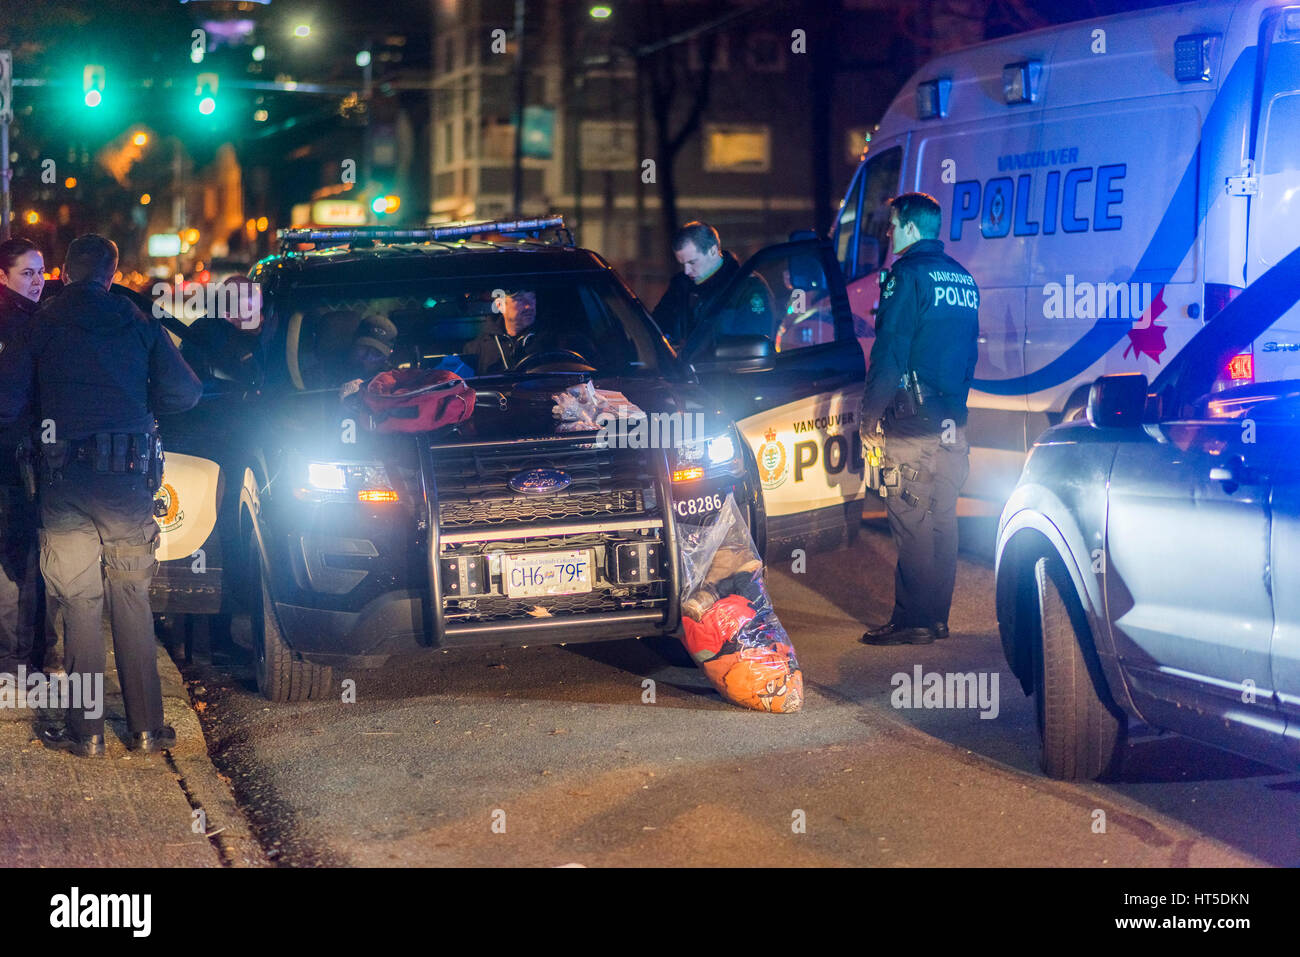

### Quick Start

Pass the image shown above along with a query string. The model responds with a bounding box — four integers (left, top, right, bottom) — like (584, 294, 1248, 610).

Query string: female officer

(0, 238, 45, 676)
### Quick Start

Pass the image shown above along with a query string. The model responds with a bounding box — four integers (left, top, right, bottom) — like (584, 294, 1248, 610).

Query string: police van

(832, 0, 1300, 501)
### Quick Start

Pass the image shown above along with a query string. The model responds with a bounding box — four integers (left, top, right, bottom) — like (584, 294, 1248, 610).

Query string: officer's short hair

(64, 234, 119, 285)
(672, 221, 721, 255)
(0, 237, 41, 272)
(890, 193, 942, 240)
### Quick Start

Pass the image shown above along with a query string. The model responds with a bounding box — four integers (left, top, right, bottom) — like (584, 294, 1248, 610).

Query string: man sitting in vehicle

(462, 290, 585, 375)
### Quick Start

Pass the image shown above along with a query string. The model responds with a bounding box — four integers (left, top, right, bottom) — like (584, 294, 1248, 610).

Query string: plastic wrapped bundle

(677, 495, 803, 713)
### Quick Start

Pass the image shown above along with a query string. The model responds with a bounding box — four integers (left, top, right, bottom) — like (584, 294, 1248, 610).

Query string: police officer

(0, 235, 202, 756)
(859, 193, 979, 646)
(0, 238, 45, 677)
(651, 221, 774, 344)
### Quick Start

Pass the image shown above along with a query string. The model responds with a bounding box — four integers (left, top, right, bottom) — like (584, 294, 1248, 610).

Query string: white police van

(832, 0, 1300, 501)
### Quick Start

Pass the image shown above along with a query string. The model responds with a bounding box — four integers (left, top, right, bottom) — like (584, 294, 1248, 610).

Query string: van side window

(836, 146, 902, 282)
(835, 170, 864, 278)
(859, 146, 902, 277)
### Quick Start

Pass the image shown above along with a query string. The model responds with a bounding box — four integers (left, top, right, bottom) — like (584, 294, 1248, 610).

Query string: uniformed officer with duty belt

(859, 193, 980, 646)
(0, 235, 203, 756)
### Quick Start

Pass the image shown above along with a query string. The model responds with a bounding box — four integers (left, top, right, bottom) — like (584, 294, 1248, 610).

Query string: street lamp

(590, 5, 613, 18)
(293, 24, 311, 38)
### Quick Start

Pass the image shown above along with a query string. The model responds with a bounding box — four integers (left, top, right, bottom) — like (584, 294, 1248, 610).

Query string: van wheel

(249, 540, 333, 703)
(1032, 556, 1124, 780)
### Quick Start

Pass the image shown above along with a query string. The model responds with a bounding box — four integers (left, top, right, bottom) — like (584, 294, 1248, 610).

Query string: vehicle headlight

(295, 460, 399, 503)
(671, 427, 744, 482)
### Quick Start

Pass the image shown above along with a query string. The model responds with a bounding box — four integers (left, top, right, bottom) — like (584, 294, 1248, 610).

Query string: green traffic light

(199, 96, 216, 115)
(84, 90, 102, 108)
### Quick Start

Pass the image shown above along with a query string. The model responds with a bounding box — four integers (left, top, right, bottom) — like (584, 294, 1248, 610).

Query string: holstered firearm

(147, 432, 164, 494)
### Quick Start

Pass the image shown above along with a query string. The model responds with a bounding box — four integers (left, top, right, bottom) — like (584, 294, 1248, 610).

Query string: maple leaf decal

(1123, 286, 1169, 363)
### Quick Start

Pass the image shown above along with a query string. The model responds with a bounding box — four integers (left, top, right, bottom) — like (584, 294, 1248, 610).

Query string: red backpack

(361, 368, 475, 433)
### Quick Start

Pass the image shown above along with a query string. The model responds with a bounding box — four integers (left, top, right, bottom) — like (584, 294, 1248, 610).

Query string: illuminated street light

(181, 228, 200, 245)
(254, 109, 269, 122)
(140, 193, 151, 205)
(256, 216, 269, 232)
(64, 177, 77, 189)
(356, 50, 371, 67)
(590, 5, 613, 18)
(293, 24, 311, 38)
(252, 45, 266, 62)
(24, 211, 39, 225)
(132, 131, 148, 146)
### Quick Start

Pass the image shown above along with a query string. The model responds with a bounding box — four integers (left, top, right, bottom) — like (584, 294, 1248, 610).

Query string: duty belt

(41, 431, 164, 492)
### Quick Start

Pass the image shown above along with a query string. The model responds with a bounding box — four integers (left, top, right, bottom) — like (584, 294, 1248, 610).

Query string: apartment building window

(703, 123, 770, 173)
(745, 32, 785, 72)
(464, 117, 475, 158)
(579, 121, 637, 170)
(688, 34, 729, 71)
(443, 121, 454, 164)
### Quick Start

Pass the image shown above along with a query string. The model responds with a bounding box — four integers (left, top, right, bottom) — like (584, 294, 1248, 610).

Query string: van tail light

(1227, 353, 1254, 382)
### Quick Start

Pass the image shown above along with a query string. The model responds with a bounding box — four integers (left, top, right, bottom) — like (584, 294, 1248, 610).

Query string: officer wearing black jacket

(0, 238, 45, 676)
(0, 235, 203, 756)
(651, 222, 773, 344)
(859, 193, 979, 646)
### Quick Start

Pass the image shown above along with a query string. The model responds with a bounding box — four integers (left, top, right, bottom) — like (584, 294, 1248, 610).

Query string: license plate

(502, 549, 593, 598)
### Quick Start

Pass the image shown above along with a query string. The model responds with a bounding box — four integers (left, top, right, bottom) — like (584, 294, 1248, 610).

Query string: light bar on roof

(276, 216, 567, 245)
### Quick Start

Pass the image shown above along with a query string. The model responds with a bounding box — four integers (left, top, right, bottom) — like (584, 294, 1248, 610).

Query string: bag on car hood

(362, 368, 475, 433)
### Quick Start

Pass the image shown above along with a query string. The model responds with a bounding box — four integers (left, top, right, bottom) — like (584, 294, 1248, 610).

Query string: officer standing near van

(0, 235, 202, 756)
(859, 193, 979, 646)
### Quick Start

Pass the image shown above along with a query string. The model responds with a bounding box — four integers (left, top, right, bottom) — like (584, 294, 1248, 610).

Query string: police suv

(148, 219, 861, 700)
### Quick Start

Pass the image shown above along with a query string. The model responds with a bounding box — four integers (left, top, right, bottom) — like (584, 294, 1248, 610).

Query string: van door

(683, 238, 864, 554)
(1246, 10, 1300, 384)
(833, 142, 904, 351)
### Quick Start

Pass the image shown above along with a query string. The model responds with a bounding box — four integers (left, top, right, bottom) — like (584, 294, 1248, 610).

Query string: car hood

(262, 373, 731, 460)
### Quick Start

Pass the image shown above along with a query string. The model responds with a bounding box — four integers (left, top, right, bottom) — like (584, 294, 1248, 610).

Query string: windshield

(260, 272, 673, 393)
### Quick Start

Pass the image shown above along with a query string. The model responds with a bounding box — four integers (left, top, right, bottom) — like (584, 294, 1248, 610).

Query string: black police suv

(149, 219, 864, 701)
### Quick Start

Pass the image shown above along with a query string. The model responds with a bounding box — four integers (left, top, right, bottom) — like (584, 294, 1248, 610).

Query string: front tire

(249, 539, 333, 702)
(1033, 556, 1124, 780)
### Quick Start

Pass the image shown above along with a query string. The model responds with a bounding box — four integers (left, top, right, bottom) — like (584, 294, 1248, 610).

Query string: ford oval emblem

(509, 468, 572, 495)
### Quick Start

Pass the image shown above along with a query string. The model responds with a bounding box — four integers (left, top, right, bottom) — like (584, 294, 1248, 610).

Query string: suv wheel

(249, 539, 333, 702)
(1032, 556, 1124, 780)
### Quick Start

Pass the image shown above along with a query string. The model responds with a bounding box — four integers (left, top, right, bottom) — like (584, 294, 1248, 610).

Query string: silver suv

(995, 246, 1300, 779)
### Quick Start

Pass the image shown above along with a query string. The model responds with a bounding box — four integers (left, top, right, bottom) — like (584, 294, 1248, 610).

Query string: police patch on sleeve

(749, 293, 764, 314)
(882, 274, 896, 299)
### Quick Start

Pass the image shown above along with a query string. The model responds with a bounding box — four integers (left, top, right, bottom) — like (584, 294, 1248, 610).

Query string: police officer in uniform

(0, 238, 45, 677)
(0, 235, 202, 756)
(651, 221, 774, 345)
(859, 194, 979, 645)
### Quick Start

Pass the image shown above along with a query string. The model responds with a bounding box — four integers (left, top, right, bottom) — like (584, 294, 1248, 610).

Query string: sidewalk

(0, 637, 267, 867)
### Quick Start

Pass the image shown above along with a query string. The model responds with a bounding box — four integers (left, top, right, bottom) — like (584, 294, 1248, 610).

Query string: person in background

(0, 239, 45, 677)
(651, 221, 772, 344)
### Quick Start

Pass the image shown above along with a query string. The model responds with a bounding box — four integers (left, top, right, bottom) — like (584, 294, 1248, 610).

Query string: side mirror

(1086, 373, 1149, 428)
(714, 335, 774, 362)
